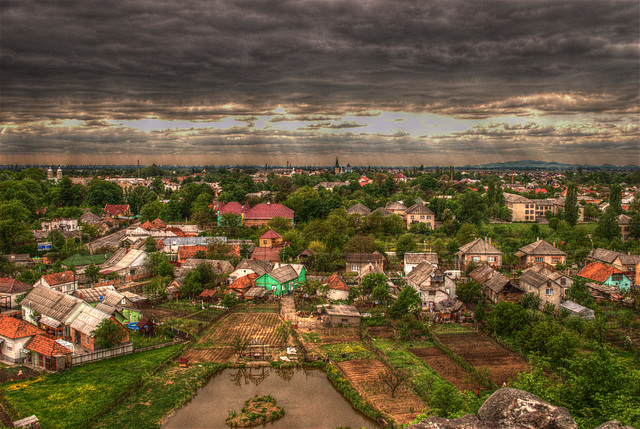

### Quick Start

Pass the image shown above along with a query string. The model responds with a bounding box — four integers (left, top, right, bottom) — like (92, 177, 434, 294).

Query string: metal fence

(71, 342, 134, 366)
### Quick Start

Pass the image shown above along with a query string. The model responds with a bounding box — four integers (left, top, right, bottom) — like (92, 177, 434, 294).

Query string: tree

(144, 236, 157, 253)
(565, 277, 595, 308)
(487, 302, 528, 336)
(378, 366, 410, 398)
(520, 292, 542, 310)
(343, 235, 377, 254)
(628, 211, 640, 240)
(609, 184, 622, 215)
(0, 200, 34, 253)
(275, 321, 293, 346)
(395, 234, 417, 260)
(220, 293, 238, 308)
(360, 273, 388, 300)
(86, 180, 124, 207)
(564, 184, 579, 227)
(145, 276, 170, 299)
(91, 319, 127, 349)
(371, 283, 391, 307)
(181, 270, 203, 298)
(456, 280, 482, 304)
(457, 191, 487, 226)
(389, 286, 421, 319)
(474, 300, 485, 325)
(595, 207, 621, 242)
(85, 263, 101, 284)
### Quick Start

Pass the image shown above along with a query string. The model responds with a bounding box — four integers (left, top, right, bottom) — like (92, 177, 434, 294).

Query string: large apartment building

(503, 193, 583, 222)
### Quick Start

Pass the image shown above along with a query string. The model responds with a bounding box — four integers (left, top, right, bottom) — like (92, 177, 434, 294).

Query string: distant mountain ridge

(458, 160, 639, 170)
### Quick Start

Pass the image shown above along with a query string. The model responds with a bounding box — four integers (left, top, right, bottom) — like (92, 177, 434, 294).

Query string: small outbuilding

(559, 301, 595, 320)
(317, 304, 361, 327)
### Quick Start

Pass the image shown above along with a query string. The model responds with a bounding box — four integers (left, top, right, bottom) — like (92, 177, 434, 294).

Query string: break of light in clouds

(1, 0, 638, 166)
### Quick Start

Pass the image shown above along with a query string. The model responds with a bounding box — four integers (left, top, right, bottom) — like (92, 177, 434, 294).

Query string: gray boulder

(410, 387, 636, 429)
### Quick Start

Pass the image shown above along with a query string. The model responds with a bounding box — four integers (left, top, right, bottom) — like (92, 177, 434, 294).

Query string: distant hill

(458, 160, 639, 171)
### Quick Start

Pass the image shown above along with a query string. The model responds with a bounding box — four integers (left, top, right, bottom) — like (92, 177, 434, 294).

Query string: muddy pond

(162, 366, 378, 429)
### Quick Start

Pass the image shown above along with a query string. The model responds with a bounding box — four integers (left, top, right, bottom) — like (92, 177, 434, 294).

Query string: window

(612, 273, 623, 282)
(341, 318, 349, 323)
(263, 240, 267, 245)
(351, 265, 358, 272)
(6, 344, 12, 352)
(552, 257, 560, 263)
(535, 257, 543, 263)
(471, 256, 480, 262)
(545, 288, 554, 295)
(410, 215, 415, 220)
(560, 277, 566, 286)
(488, 256, 497, 263)
(427, 216, 431, 220)
(420, 215, 425, 220)
(445, 288, 451, 296)
(428, 290, 436, 296)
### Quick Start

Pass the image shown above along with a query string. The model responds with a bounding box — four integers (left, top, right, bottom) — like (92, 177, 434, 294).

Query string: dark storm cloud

(2, 0, 638, 123)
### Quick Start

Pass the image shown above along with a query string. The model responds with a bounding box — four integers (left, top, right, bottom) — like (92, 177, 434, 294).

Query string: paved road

(88, 229, 127, 252)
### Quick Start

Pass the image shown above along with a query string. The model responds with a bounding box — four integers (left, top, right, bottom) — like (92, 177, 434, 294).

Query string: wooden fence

(72, 342, 134, 366)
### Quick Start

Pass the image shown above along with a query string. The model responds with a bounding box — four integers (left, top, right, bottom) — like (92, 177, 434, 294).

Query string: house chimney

(79, 293, 83, 300)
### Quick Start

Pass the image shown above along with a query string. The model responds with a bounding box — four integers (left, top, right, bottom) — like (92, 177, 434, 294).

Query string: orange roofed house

(24, 334, 73, 371)
(217, 202, 294, 227)
(578, 262, 632, 293)
(0, 314, 43, 363)
(0, 278, 33, 309)
(104, 204, 131, 217)
(33, 270, 78, 294)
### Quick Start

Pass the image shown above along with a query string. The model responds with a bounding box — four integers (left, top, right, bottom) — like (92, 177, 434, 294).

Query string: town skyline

(1, 1, 639, 166)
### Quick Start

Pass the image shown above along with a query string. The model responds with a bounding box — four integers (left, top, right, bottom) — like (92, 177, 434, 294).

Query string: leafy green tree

(140, 201, 164, 221)
(487, 302, 528, 336)
(181, 270, 203, 298)
(86, 180, 124, 207)
(343, 235, 377, 254)
(389, 286, 421, 319)
(220, 293, 238, 308)
(628, 211, 640, 240)
(457, 191, 487, 226)
(595, 207, 621, 241)
(455, 223, 478, 245)
(91, 319, 127, 349)
(474, 300, 485, 325)
(608, 184, 622, 215)
(144, 236, 157, 253)
(564, 184, 579, 227)
(395, 234, 417, 260)
(565, 277, 595, 308)
(360, 273, 388, 300)
(0, 200, 34, 252)
(520, 292, 542, 310)
(85, 263, 101, 284)
(145, 276, 170, 299)
(371, 283, 391, 307)
(456, 280, 482, 304)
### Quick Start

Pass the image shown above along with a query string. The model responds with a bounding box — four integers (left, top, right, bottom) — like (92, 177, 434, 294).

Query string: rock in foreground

(409, 388, 635, 429)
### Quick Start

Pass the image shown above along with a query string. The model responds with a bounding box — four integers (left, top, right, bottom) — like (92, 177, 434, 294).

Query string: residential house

(99, 249, 147, 276)
(357, 263, 386, 282)
(103, 204, 131, 217)
(5, 254, 32, 267)
(228, 273, 258, 298)
(317, 304, 361, 327)
(586, 282, 623, 302)
(503, 193, 583, 222)
(33, 270, 78, 294)
(406, 261, 456, 311)
(21, 286, 90, 340)
(0, 315, 43, 363)
(405, 203, 435, 230)
(255, 264, 305, 296)
(0, 278, 33, 309)
(586, 248, 640, 276)
(385, 201, 407, 216)
(218, 202, 295, 227)
(577, 262, 632, 292)
(258, 229, 284, 248)
(314, 181, 350, 191)
(515, 239, 567, 267)
(24, 334, 73, 371)
(72, 286, 142, 323)
(469, 264, 523, 304)
(70, 306, 129, 352)
(177, 246, 208, 264)
(346, 251, 385, 274)
(177, 259, 234, 283)
(251, 229, 285, 262)
(393, 173, 408, 183)
(228, 259, 274, 283)
(358, 176, 374, 187)
(618, 214, 632, 241)
(346, 203, 371, 216)
(519, 265, 572, 310)
(404, 252, 439, 275)
(559, 301, 595, 320)
(322, 273, 350, 301)
(456, 238, 503, 271)
(40, 218, 78, 232)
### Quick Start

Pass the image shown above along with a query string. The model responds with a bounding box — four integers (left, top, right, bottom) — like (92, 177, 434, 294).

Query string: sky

(1, 0, 638, 167)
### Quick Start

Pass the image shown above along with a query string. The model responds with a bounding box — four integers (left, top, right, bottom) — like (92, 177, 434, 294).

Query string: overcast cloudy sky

(1, 0, 638, 167)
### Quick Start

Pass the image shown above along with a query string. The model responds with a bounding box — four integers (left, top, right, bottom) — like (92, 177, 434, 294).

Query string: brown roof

(229, 273, 258, 292)
(407, 261, 437, 285)
(140, 221, 155, 230)
(152, 218, 168, 228)
(587, 248, 621, 264)
(0, 278, 33, 294)
(385, 201, 407, 211)
(104, 204, 130, 216)
(406, 204, 434, 215)
(346, 252, 385, 264)
(458, 238, 502, 256)
(519, 267, 549, 288)
(251, 247, 281, 262)
(235, 259, 274, 276)
(485, 273, 515, 294)
(578, 262, 623, 283)
(324, 273, 349, 291)
(21, 286, 84, 322)
(198, 288, 219, 298)
(40, 270, 76, 286)
(0, 315, 43, 339)
(369, 207, 392, 217)
(269, 265, 299, 284)
(244, 203, 294, 220)
(260, 229, 283, 240)
(25, 334, 72, 356)
(404, 253, 438, 265)
(469, 264, 499, 284)
(518, 240, 567, 257)
(177, 246, 208, 261)
(347, 203, 371, 216)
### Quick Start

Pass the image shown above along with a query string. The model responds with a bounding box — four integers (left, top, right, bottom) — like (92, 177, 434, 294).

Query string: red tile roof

(251, 247, 280, 262)
(578, 262, 623, 283)
(25, 334, 72, 356)
(260, 229, 283, 240)
(199, 288, 219, 298)
(40, 270, 76, 286)
(244, 204, 294, 220)
(0, 278, 33, 294)
(324, 273, 349, 291)
(140, 221, 155, 230)
(104, 204, 130, 216)
(177, 246, 208, 262)
(218, 202, 244, 215)
(229, 273, 258, 292)
(0, 315, 43, 339)
(165, 227, 186, 237)
(152, 218, 168, 228)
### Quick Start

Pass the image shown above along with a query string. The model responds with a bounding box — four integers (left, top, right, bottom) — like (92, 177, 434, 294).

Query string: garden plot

(366, 326, 395, 339)
(181, 347, 235, 363)
(436, 332, 529, 386)
(338, 358, 425, 426)
(408, 347, 477, 391)
(316, 326, 361, 344)
(198, 312, 285, 347)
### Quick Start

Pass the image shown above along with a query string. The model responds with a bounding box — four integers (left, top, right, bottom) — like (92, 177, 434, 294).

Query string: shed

(559, 301, 595, 320)
(317, 304, 361, 327)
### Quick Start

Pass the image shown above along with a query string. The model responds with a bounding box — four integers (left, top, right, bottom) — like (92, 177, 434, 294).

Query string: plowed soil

(436, 332, 529, 386)
(181, 347, 235, 363)
(337, 358, 425, 426)
(199, 312, 284, 347)
(408, 347, 477, 391)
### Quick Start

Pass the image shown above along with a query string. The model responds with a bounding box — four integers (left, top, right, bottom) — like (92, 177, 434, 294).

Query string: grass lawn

(129, 330, 176, 349)
(1, 345, 182, 429)
(95, 362, 225, 429)
(320, 342, 374, 361)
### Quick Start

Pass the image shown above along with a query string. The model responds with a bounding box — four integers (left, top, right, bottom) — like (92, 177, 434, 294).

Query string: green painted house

(72, 286, 142, 323)
(256, 264, 306, 296)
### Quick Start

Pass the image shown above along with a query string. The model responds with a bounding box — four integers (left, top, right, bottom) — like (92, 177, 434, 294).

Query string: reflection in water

(229, 366, 269, 386)
(274, 366, 295, 382)
(163, 367, 378, 429)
